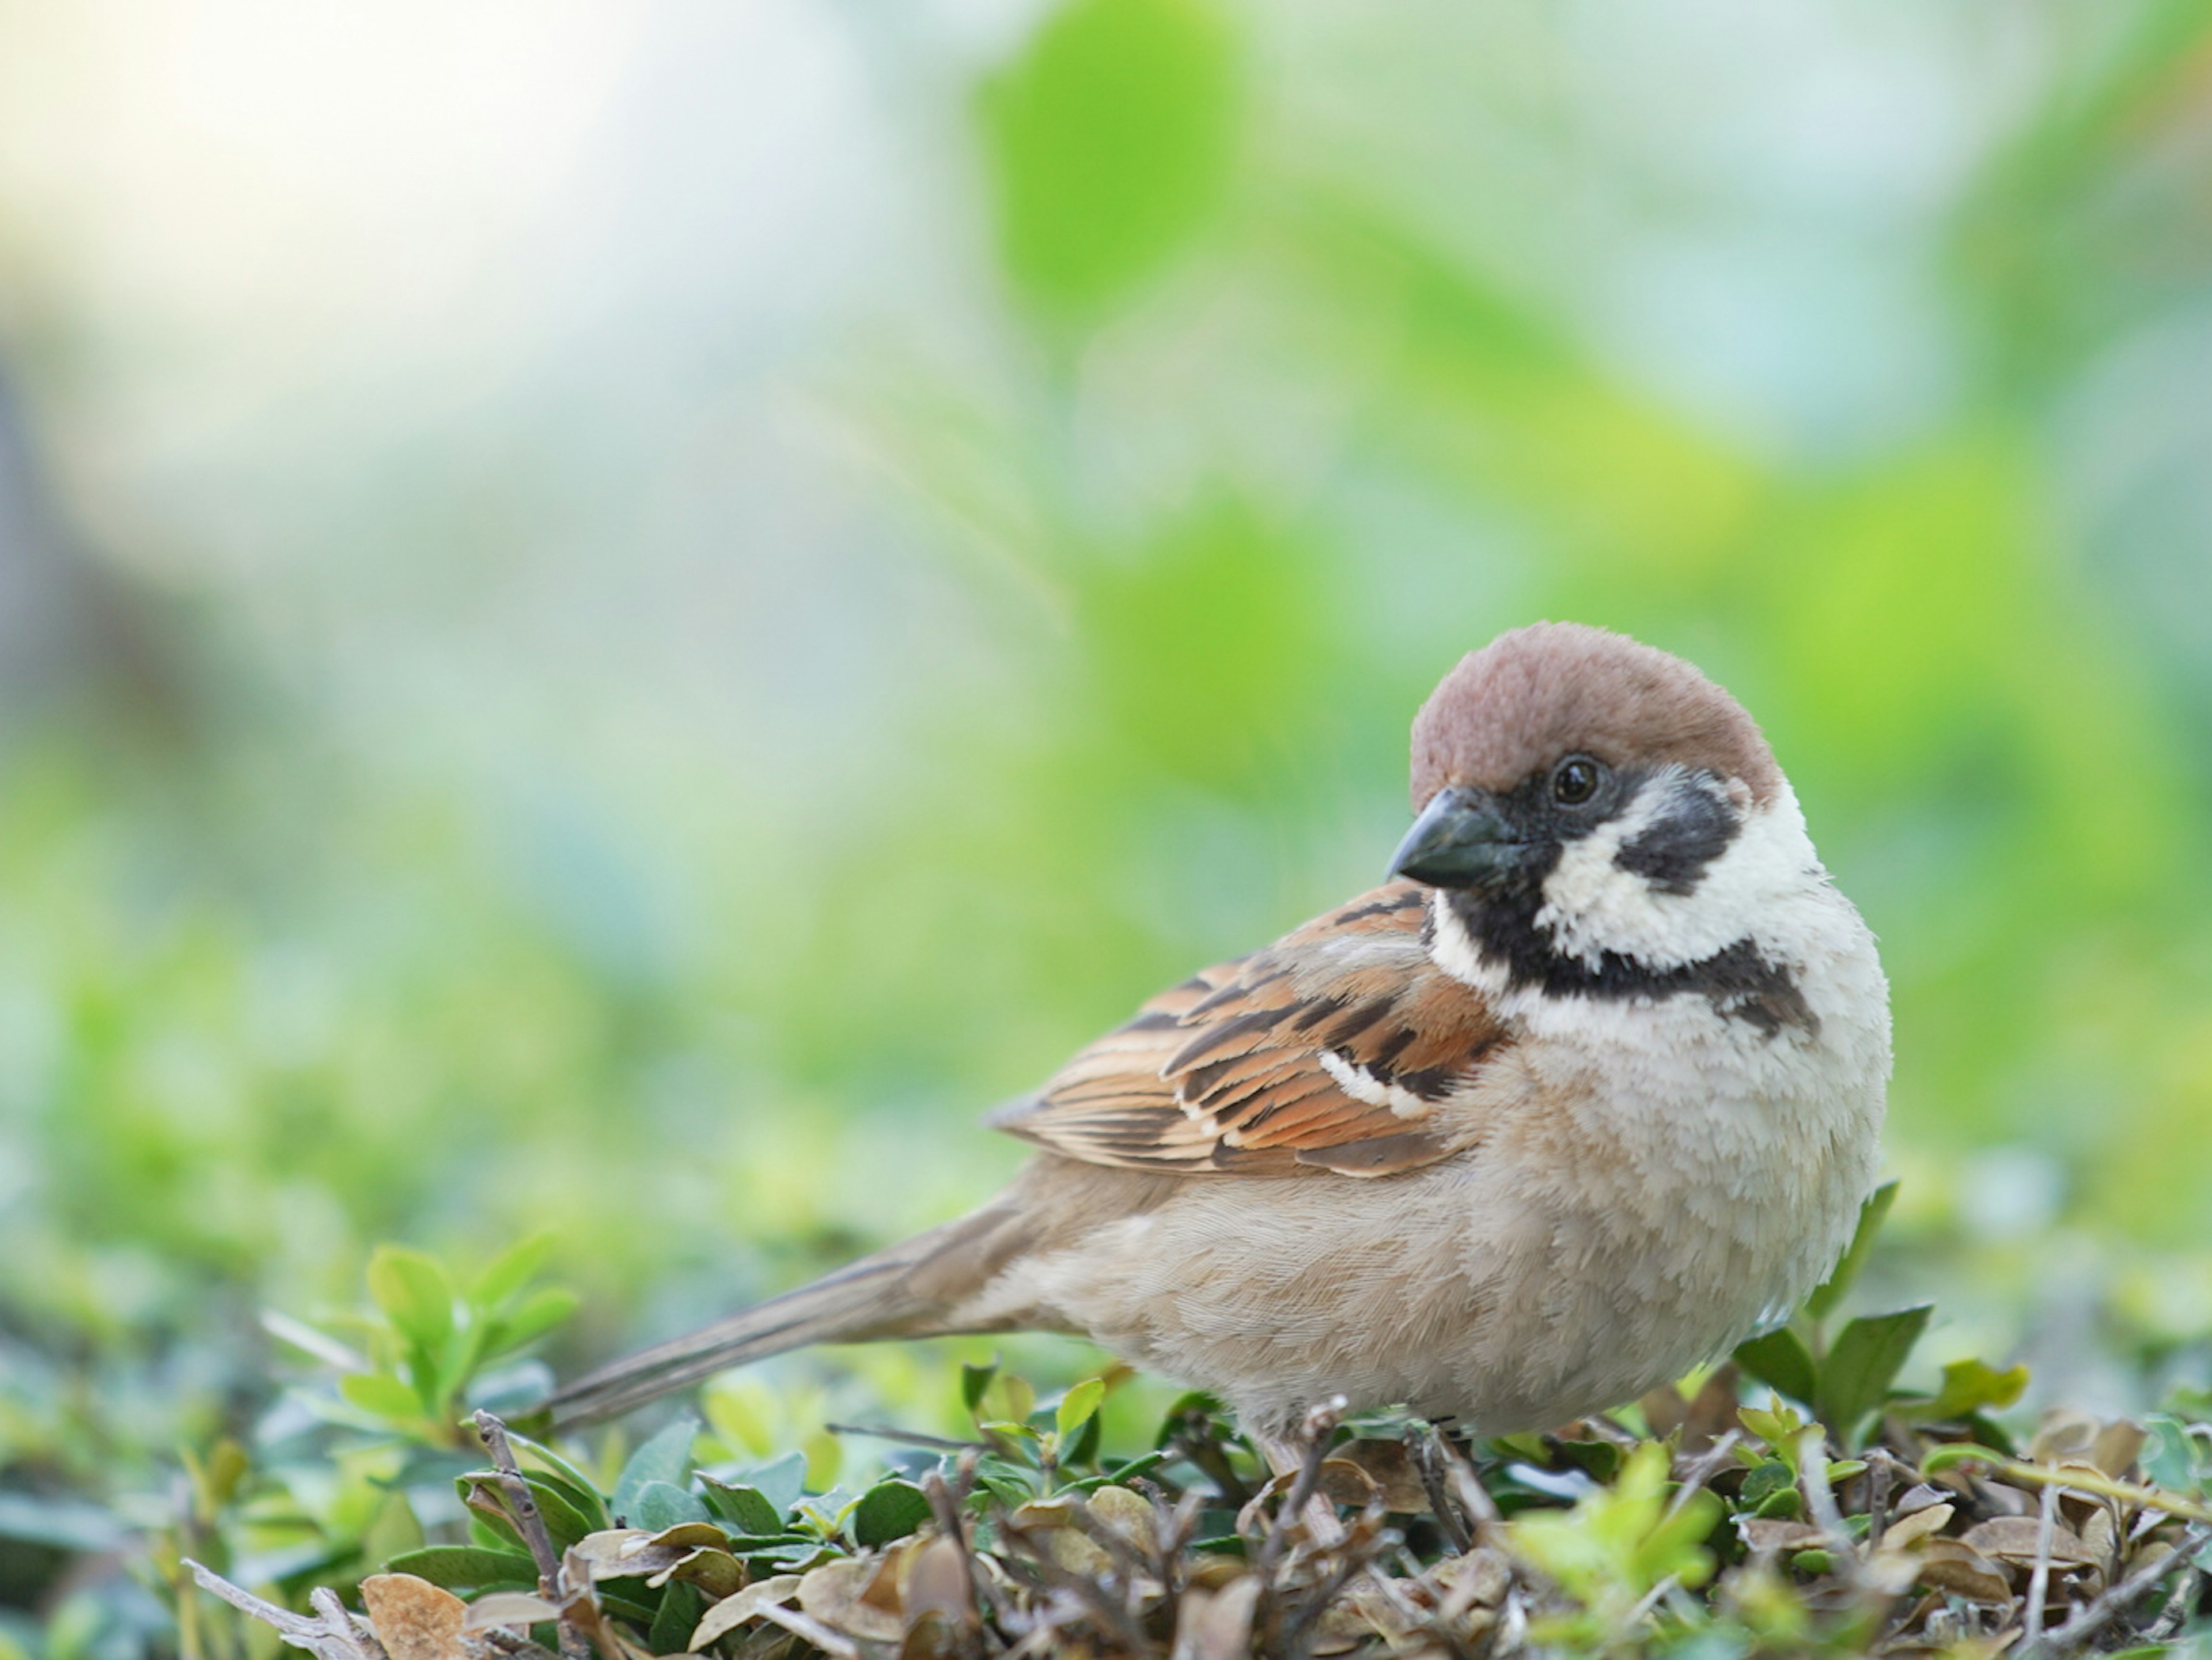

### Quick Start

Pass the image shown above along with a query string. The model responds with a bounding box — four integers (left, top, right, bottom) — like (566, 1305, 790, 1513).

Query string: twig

(2022, 1475, 2060, 1647)
(825, 1421, 986, 1452)
(1408, 1424, 1473, 1554)
(2028, 1522, 2211, 1655)
(752, 1601, 861, 1659)
(472, 1412, 587, 1660)
(1256, 1400, 1346, 1580)
(181, 1561, 384, 1660)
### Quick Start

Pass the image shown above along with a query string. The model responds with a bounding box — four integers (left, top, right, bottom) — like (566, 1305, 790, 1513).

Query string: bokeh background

(3, 0, 2211, 1650)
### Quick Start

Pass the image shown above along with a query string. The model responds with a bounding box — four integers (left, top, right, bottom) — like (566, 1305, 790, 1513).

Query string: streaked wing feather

(989, 882, 1507, 1177)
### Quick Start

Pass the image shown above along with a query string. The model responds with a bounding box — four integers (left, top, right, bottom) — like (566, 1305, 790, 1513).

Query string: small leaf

(631, 1480, 710, 1532)
(458, 1474, 595, 1551)
(1804, 1181, 1897, 1323)
(977, 0, 1240, 323)
(1733, 1328, 1818, 1406)
(699, 1479, 785, 1537)
(469, 1234, 555, 1313)
(1816, 1304, 1931, 1438)
(368, 1246, 457, 1355)
(343, 1372, 429, 1421)
(382, 1546, 539, 1590)
(850, 1480, 933, 1549)
(483, 1287, 580, 1359)
(984, 1372, 1036, 1427)
(647, 1580, 703, 1655)
(1055, 1378, 1107, 1442)
(960, 1361, 998, 1417)
(613, 1419, 699, 1523)
(1903, 1357, 2031, 1423)
(725, 1451, 808, 1518)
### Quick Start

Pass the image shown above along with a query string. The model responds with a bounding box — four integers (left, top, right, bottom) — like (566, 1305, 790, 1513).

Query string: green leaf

(1733, 1328, 1818, 1406)
(367, 1246, 456, 1355)
(1903, 1357, 2031, 1423)
(977, 0, 1239, 322)
(1737, 1459, 1796, 1512)
(960, 1360, 998, 1417)
(483, 1286, 580, 1358)
(1055, 1378, 1107, 1442)
(457, 1473, 596, 1551)
(506, 1435, 612, 1532)
(631, 1480, 710, 1532)
(648, 1580, 702, 1656)
(725, 1451, 808, 1518)
(469, 1233, 555, 1313)
(1816, 1304, 1932, 1438)
(342, 1371, 428, 1421)
(383, 1546, 539, 1590)
(850, 1480, 933, 1549)
(699, 1478, 785, 1537)
(612, 1418, 698, 1523)
(1804, 1181, 1897, 1324)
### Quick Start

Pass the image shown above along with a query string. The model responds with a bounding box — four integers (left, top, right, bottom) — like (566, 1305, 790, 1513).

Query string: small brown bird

(549, 623, 1889, 1466)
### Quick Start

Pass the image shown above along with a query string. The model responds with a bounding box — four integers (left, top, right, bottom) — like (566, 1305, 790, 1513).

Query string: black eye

(1551, 755, 1603, 807)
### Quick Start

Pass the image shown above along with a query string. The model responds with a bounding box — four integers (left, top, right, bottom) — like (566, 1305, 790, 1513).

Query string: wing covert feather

(990, 883, 1509, 1177)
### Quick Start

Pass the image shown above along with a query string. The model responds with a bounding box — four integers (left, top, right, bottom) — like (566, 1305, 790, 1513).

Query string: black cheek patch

(1614, 781, 1740, 896)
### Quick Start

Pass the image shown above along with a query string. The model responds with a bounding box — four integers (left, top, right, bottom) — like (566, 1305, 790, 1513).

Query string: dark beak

(1388, 786, 1528, 889)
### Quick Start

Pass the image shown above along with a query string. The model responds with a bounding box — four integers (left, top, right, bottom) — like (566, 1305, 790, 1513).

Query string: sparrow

(547, 623, 1890, 1464)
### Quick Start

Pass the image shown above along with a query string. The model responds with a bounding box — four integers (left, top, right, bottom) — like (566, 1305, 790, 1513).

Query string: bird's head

(1390, 622, 1801, 986)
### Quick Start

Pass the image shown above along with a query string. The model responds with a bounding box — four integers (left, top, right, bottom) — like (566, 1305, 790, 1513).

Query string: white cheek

(1538, 780, 1819, 971)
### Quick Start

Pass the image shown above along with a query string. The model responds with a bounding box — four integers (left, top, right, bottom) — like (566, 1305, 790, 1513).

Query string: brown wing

(989, 883, 1508, 1178)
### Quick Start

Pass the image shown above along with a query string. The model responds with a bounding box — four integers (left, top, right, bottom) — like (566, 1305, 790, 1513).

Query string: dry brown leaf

(1877, 1502, 1955, 1551)
(798, 1556, 903, 1645)
(1914, 1539, 2013, 1604)
(1086, 1483, 1157, 1544)
(1740, 1519, 1829, 1555)
(1170, 1577, 1261, 1660)
(1430, 1546, 1512, 1617)
(1328, 1440, 1431, 1511)
(567, 1530, 673, 1582)
(1891, 1484, 1950, 1518)
(644, 1546, 744, 1600)
(685, 1574, 802, 1651)
(1315, 1458, 1383, 1511)
(1960, 1515, 2097, 1568)
(1185, 1555, 1247, 1591)
(360, 1574, 468, 1660)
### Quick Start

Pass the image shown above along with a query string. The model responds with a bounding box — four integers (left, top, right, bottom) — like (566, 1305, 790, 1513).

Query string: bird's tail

(542, 1206, 1021, 1430)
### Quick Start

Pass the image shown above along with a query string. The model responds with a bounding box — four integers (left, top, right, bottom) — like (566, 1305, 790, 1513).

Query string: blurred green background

(3, 0, 2211, 1647)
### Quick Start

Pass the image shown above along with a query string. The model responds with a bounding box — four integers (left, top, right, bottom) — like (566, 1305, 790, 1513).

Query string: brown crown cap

(1410, 622, 1781, 810)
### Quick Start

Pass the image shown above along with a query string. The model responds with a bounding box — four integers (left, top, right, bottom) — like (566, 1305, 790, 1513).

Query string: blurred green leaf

(367, 1246, 457, 1358)
(1055, 1378, 1107, 1443)
(483, 1287, 579, 1358)
(960, 1362, 998, 1417)
(470, 1234, 555, 1312)
(341, 1373, 426, 1422)
(1902, 1358, 2030, 1423)
(978, 0, 1238, 322)
(1733, 1329, 1818, 1407)
(1816, 1306, 1932, 1440)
